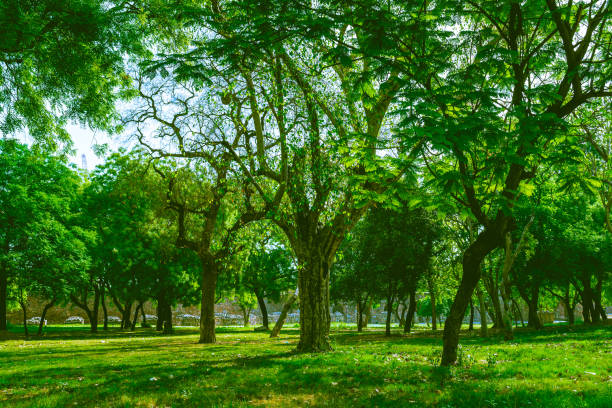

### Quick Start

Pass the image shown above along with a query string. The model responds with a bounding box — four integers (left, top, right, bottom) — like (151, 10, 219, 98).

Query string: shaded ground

(1, 324, 610, 407)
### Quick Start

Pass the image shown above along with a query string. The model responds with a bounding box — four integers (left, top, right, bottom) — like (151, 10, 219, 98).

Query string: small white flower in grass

(150, 377, 158, 381)
(331, 382, 338, 386)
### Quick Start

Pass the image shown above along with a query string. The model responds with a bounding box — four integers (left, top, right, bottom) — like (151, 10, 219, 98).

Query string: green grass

(1, 324, 610, 407)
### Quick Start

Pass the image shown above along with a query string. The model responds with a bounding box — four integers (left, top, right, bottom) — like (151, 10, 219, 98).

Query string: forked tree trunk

(37, 298, 55, 336)
(0, 270, 7, 331)
(255, 290, 269, 329)
(442, 230, 497, 366)
(130, 303, 142, 331)
(199, 262, 218, 344)
(296, 253, 331, 352)
(428, 276, 437, 331)
(270, 293, 297, 338)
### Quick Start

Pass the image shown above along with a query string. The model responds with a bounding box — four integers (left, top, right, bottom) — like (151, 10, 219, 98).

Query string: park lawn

(0, 324, 610, 407)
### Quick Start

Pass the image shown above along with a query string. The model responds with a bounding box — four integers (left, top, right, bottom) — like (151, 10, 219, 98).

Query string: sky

(67, 123, 122, 170)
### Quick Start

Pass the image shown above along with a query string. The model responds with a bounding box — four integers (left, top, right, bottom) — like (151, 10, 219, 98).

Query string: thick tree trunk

(526, 299, 541, 329)
(255, 290, 269, 329)
(163, 302, 173, 334)
(385, 295, 393, 337)
(442, 230, 497, 366)
(140, 303, 148, 327)
(296, 254, 331, 352)
(199, 262, 218, 344)
(270, 293, 297, 338)
(156, 295, 164, 331)
(0, 270, 7, 331)
(240, 305, 251, 327)
(37, 298, 55, 336)
(512, 299, 525, 328)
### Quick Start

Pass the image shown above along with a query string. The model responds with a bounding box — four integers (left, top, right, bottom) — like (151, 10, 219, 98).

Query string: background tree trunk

(270, 293, 297, 338)
(385, 294, 393, 337)
(37, 298, 55, 336)
(404, 289, 417, 334)
(477, 287, 488, 337)
(0, 270, 7, 331)
(255, 290, 269, 329)
(428, 276, 437, 331)
(356, 300, 364, 332)
(101, 288, 108, 330)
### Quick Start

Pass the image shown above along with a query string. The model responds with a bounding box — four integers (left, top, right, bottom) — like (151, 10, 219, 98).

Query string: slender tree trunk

(512, 299, 524, 328)
(428, 275, 437, 331)
(130, 302, 142, 331)
(100, 287, 108, 330)
(37, 298, 55, 336)
(0, 269, 7, 331)
(476, 287, 488, 337)
(442, 230, 497, 366)
(385, 294, 393, 337)
(270, 293, 297, 338)
(20, 298, 28, 337)
(199, 260, 218, 344)
(91, 286, 100, 333)
(255, 290, 269, 329)
(404, 288, 417, 334)
(140, 303, 148, 327)
(468, 299, 475, 331)
(240, 305, 251, 327)
(296, 252, 331, 352)
(356, 300, 364, 332)
(364, 299, 372, 329)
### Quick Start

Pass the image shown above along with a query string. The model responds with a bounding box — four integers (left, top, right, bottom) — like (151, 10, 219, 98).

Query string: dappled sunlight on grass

(0, 324, 610, 407)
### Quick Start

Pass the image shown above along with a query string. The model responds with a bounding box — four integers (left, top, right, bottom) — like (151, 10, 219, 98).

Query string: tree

(394, 0, 610, 365)
(0, 0, 155, 150)
(0, 139, 86, 333)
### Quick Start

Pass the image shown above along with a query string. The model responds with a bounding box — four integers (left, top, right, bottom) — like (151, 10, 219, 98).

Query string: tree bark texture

(199, 261, 218, 344)
(441, 230, 498, 366)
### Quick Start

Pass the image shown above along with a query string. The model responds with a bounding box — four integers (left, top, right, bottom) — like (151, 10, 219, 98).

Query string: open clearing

(1, 324, 610, 407)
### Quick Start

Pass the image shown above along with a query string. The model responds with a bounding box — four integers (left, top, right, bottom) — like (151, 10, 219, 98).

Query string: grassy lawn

(1, 324, 610, 407)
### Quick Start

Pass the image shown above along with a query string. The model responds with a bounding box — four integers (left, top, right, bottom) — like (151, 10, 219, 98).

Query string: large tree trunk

(255, 290, 269, 329)
(296, 253, 331, 352)
(37, 298, 55, 336)
(199, 261, 218, 344)
(156, 295, 164, 331)
(442, 230, 497, 366)
(19, 291, 28, 337)
(0, 269, 7, 331)
(270, 293, 297, 338)
(163, 302, 173, 334)
(364, 299, 372, 329)
(91, 286, 100, 333)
